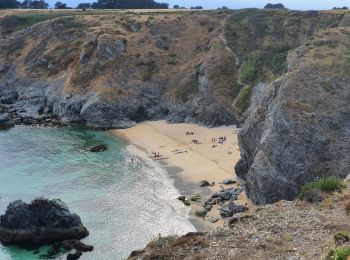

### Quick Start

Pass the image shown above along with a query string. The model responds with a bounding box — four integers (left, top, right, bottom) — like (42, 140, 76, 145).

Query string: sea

(0, 125, 195, 260)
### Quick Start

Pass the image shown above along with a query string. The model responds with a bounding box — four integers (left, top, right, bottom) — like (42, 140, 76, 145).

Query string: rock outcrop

(0, 9, 345, 129)
(236, 27, 350, 204)
(0, 114, 14, 129)
(0, 198, 89, 245)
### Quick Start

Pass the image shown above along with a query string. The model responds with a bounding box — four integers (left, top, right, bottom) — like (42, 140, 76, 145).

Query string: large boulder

(0, 198, 89, 245)
(0, 115, 14, 129)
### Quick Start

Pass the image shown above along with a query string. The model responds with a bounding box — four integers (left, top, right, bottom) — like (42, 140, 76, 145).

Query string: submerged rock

(0, 115, 14, 129)
(0, 198, 89, 245)
(89, 144, 107, 152)
(177, 195, 186, 202)
(61, 239, 94, 252)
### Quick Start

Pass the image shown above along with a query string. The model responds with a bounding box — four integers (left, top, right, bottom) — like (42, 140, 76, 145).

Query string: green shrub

(240, 51, 263, 85)
(300, 177, 346, 199)
(329, 246, 350, 260)
(234, 85, 252, 112)
(334, 231, 350, 244)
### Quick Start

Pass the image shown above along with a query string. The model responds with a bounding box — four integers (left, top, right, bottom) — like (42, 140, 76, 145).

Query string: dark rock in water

(61, 239, 94, 252)
(177, 195, 186, 202)
(0, 115, 14, 129)
(220, 202, 248, 218)
(89, 144, 107, 152)
(0, 198, 89, 245)
(183, 200, 190, 206)
(67, 250, 83, 260)
(222, 179, 236, 185)
(303, 189, 324, 203)
(130, 250, 145, 257)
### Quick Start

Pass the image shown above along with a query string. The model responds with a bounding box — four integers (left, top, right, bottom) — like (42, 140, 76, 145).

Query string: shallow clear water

(0, 126, 195, 260)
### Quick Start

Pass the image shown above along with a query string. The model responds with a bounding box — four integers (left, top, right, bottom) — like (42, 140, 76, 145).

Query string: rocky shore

(129, 186, 350, 259)
(0, 198, 93, 259)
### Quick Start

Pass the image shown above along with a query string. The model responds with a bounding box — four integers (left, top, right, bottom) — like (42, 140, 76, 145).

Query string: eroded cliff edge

(0, 9, 346, 130)
(236, 25, 350, 204)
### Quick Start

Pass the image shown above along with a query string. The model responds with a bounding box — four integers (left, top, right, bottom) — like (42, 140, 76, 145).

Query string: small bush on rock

(300, 177, 345, 199)
(234, 85, 252, 112)
(329, 246, 350, 260)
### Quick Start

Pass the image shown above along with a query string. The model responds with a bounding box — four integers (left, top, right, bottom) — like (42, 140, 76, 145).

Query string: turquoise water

(0, 126, 195, 260)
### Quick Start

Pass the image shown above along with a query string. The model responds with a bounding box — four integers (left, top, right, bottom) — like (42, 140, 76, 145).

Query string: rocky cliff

(0, 9, 346, 130)
(236, 23, 350, 204)
(0, 10, 238, 129)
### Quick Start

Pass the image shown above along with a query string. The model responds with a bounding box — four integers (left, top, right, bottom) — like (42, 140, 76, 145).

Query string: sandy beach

(112, 120, 249, 230)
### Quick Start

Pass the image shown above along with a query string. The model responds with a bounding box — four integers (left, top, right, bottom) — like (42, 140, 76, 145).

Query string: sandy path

(112, 120, 248, 230)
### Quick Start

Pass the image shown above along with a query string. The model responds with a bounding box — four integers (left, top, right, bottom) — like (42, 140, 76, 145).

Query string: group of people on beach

(211, 136, 227, 143)
(211, 136, 227, 148)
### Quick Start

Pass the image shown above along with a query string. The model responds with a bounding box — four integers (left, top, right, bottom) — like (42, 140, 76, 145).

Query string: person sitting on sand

(192, 139, 199, 144)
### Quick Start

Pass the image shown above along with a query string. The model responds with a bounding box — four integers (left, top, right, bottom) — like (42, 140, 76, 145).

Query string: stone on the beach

(212, 187, 244, 201)
(222, 179, 236, 185)
(89, 144, 107, 152)
(191, 195, 201, 201)
(195, 210, 207, 218)
(220, 202, 248, 218)
(205, 199, 214, 205)
(0, 198, 89, 245)
(208, 217, 219, 223)
(204, 205, 212, 211)
(183, 200, 190, 206)
(177, 196, 186, 202)
(200, 180, 211, 187)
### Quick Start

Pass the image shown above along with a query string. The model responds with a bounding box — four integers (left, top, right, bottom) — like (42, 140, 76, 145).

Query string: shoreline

(112, 120, 249, 231)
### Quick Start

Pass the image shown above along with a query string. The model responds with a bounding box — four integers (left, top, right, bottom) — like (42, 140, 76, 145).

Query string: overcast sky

(46, 0, 350, 10)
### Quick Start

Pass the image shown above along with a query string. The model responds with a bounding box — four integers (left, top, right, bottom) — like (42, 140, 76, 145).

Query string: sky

(46, 0, 350, 10)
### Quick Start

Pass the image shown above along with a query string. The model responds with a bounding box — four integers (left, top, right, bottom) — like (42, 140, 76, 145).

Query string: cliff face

(0, 9, 346, 130)
(0, 11, 238, 129)
(236, 26, 350, 204)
